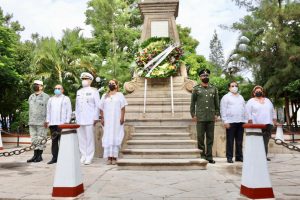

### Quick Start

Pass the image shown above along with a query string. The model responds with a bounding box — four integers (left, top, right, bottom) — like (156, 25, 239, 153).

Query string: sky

(0, 0, 248, 59)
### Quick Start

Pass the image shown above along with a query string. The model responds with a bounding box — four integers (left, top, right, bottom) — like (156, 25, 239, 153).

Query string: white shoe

(80, 157, 85, 164)
(84, 160, 91, 165)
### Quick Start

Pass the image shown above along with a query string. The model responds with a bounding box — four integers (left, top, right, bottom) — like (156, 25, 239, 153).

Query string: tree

(85, 0, 142, 85)
(230, 0, 300, 125)
(209, 30, 225, 73)
(0, 8, 24, 130)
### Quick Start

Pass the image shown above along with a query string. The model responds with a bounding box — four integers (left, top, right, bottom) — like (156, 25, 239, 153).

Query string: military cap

(198, 68, 210, 76)
(33, 80, 43, 85)
(80, 72, 94, 80)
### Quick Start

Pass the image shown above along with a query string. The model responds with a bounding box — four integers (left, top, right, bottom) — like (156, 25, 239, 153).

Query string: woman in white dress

(245, 85, 277, 161)
(100, 79, 128, 165)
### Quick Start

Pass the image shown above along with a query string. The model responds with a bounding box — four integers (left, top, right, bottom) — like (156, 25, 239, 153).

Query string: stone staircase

(117, 77, 208, 170)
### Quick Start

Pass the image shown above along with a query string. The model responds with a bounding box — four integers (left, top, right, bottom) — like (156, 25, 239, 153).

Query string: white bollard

(275, 125, 284, 142)
(0, 129, 3, 150)
(240, 124, 274, 199)
(52, 124, 84, 197)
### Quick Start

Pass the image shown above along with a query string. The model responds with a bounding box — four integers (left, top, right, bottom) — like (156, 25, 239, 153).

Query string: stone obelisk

(118, 0, 208, 170)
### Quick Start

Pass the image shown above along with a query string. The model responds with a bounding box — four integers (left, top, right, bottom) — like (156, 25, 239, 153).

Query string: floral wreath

(135, 37, 184, 78)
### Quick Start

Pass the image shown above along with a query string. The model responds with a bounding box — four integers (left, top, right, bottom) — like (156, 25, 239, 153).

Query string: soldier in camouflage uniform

(27, 80, 50, 163)
(190, 69, 220, 164)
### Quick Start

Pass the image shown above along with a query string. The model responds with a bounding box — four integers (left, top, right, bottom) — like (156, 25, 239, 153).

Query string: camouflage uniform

(28, 92, 50, 150)
(190, 84, 220, 160)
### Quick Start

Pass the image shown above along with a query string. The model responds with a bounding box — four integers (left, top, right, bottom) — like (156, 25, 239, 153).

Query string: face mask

(108, 84, 116, 91)
(255, 91, 263, 97)
(54, 89, 61, 96)
(33, 85, 40, 92)
(202, 77, 209, 84)
(230, 87, 238, 94)
(82, 80, 90, 87)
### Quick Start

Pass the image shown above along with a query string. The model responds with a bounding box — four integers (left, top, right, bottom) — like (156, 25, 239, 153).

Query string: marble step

(126, 139, 197, 149)
(121, 149, 201, 159)
(134, 126, 189, 133)
(131, 132, 191, 140)
(117, 158, 208, 170)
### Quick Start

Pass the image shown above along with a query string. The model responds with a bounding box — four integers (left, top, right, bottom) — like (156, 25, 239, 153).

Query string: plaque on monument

(151, 21, 169, 37)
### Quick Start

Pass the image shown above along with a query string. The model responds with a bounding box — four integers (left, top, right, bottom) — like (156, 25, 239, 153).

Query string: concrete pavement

(0, 144, 300, 200)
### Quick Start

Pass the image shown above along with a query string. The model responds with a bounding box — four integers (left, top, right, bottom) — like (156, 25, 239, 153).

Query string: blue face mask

(54, 89, 62, 95)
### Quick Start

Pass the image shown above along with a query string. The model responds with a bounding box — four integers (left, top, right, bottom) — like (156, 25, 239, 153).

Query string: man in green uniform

(190, 69, 219, 164)
(27, 80, 50, 163)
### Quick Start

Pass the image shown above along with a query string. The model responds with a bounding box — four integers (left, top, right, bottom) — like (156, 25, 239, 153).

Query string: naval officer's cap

(80, 72, 94, 80)
(198, 68, 211, 76)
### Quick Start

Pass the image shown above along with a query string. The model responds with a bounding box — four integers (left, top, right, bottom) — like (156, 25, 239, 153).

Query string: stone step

(121, 149, 201, 159)
(126, 92, 191, 98)
(117, 158, 208, 170)
(126, 112, 191, 119)
(134, 126, 189, 133)
(126, 105, 190, 113)
(126, 118, 193, 126)
(126, 139, 197, 149)
(126, 98, 191, 105)
(131, 132, 191, 140)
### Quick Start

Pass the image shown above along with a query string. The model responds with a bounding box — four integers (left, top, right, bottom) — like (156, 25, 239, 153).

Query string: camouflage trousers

(29, 125, 48, 150)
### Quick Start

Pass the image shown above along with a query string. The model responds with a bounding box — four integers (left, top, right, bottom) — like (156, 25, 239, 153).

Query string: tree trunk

(284, 94, 291, 125)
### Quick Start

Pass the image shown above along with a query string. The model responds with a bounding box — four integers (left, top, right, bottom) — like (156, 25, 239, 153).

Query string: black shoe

(227, 159, 233, 163)
(267, 158, 271, 161)
(27, 150, 38, 163)
(207, 159, 216, 164)
(34, 150, 43, 162)
(47, 159, 57, 164)
(236, 158, 243, 162)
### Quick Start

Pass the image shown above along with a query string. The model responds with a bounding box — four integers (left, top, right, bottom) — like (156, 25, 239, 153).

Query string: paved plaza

(0, 144, 299, 200)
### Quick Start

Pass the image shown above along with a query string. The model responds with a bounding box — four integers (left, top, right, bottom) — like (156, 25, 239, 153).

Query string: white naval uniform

(75, 86, 100, 163)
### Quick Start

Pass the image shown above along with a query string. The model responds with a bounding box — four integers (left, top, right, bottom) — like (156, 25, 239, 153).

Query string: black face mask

(202, 77, 209, 84)
(255, 91, 263, 97)
(108, 84, 116, 91)
(33, 85, 40, 92)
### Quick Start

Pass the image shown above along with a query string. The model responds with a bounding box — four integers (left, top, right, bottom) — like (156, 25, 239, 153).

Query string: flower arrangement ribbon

(144, 43, 179, 78)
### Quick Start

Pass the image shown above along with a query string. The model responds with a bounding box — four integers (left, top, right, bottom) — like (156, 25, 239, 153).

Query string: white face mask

(82, 80, 90, 87)
(230, 87, 238, 94)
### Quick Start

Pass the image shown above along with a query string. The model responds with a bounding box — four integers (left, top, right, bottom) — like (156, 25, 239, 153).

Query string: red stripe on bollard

(52, 183, 84, 197)
(243, 123, 267, 129)
(241, 185, 274, 199)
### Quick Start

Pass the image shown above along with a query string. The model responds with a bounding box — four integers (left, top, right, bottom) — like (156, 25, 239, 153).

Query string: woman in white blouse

(245, 85, 277, 161)
(100, 79, 128, 165)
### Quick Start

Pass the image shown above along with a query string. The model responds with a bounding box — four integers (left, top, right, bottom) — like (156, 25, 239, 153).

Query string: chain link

(0, 136, 51, 157)
(271, 138, 300, 152)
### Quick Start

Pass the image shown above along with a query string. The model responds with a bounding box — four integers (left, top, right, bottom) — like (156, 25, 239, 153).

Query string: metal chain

(271, 138, 300, 152)
(0, 136, 51, 157)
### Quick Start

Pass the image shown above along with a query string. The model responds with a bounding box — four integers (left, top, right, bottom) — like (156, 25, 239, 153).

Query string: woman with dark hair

(100, 79, 128, 165)
(220, 81, 246, 163)
(245, 85, 277, 161)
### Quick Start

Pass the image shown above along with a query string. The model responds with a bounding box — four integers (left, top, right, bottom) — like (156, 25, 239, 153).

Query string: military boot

(34, 150, 43, 162)
(27, 150, 38, 163)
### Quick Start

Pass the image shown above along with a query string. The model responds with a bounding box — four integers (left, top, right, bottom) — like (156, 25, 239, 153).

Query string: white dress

(100, 92, 128, 158)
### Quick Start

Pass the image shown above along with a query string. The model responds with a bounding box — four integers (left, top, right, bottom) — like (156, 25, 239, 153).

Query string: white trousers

(77, 125, 95, 162)
(103, 146, 119, 158)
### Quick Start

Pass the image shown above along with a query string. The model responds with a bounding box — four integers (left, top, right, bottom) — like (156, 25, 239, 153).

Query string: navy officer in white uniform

(75, 72, 101, 165)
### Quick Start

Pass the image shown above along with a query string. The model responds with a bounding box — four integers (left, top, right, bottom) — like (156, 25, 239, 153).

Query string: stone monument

(118, 0, 209, 170)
